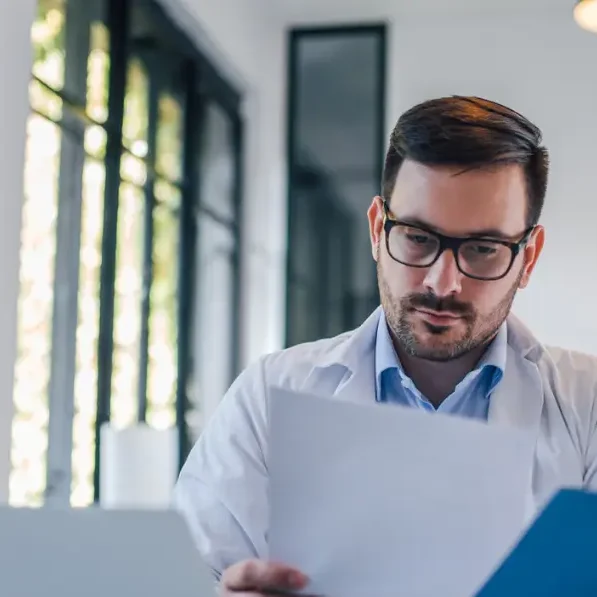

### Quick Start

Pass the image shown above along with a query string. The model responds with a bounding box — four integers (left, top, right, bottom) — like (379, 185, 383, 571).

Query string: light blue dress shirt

(375, 311, 507, 421)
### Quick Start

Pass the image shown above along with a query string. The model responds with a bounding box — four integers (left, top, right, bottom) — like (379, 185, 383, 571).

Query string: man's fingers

(223, 560, 307, 592)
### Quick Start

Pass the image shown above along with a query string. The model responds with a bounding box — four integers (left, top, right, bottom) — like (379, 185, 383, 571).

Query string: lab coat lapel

(487, 315, 546, 520)
(331, 350, 377, 405)
(300, 308, 381, 405)
(487, 315, 544, 432)
(487, 345, 544, 431)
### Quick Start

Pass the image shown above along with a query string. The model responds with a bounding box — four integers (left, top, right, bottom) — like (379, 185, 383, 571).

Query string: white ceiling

(277, 0, 572, 24)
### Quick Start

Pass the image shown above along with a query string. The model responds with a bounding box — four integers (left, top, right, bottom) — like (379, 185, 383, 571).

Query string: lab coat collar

(316, 306, 546, 372)
(301, 308, 380, 404)
(488, 314, 545, 432)
(503, 312, 546, 362)
(316, 307, 381, 372)
(307, 306, 546, 433)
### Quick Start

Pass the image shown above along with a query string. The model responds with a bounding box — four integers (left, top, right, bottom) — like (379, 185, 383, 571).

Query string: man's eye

(406, 234, 432, 245)
(471, 244, 498, 255)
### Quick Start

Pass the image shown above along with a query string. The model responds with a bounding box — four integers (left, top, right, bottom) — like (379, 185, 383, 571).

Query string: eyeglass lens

(387, 225, 514, 279)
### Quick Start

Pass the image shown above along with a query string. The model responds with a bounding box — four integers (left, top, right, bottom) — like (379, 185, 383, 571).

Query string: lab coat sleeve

(172, 356, 270, 577)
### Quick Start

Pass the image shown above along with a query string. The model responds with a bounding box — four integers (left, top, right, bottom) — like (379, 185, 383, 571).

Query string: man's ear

(367, 196, 384, 261)
(519, 225, 545, 289)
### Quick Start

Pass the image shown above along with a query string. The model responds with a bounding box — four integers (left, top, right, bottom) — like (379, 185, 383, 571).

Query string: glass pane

(191, 217, 235, 433)
(156, 93, 184, 183)
(287, 281, 320, 347)
(325, 209, 354, 337)
(86, 22, 110, 123)
(199, 103, 235, 220)
(288, 184, 321, 283)
(122, 57, 149, 157)
(120, 152, 147, 187)
(287, 30, 385, 342)
(147, 181, 181, 430)
(10, 115, 61, 506)
(111, 183, 145, 428)
(29, 78, 63, 122)
(84, 125, 107, 160)
(70, 158, 105, 507)
(31, 0, 66, 90)
(296, 34, 381, 185)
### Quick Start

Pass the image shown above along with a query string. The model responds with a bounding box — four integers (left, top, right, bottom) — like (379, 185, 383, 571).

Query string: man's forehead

(391, 159, 526, 193)
(389, 160, 528, 236)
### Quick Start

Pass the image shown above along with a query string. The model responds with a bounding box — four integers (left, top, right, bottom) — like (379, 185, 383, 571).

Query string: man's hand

(220, 559, 308, 596)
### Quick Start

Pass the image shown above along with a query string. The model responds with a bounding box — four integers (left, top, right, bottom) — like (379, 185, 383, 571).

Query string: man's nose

(422, 249, 463, 297)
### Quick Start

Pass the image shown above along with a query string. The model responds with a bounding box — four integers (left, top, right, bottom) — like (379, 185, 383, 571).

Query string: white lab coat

(173, 307, 597, 576)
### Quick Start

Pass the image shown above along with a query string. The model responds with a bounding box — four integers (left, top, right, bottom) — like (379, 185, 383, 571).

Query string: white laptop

(0, 506, 216, 597)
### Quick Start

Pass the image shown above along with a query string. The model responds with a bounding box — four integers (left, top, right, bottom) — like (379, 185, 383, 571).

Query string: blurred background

(0, 0, 596, 508)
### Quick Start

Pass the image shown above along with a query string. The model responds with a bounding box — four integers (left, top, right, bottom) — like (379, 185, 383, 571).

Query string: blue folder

(475, 489, 597, 596)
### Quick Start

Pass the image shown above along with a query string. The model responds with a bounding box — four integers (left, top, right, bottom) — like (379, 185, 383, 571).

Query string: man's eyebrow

(397, 217, 515, 241)
(465, 228, 515, 240)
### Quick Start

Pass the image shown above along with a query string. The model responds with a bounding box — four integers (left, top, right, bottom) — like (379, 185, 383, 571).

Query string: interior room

(1, 0, 597, 593)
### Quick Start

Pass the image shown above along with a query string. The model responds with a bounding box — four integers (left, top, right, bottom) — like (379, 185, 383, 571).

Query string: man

(173, 96, 597, 596)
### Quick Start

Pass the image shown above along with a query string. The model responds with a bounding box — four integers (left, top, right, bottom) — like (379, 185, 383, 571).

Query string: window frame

(285, 24, 387, 347)
(13, 0, 244, 507)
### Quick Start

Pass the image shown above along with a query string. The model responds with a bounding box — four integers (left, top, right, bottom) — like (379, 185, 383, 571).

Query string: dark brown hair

(382, 96, 549, 227)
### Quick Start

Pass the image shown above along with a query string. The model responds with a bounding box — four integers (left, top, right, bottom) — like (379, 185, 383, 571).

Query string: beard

(378, 259, 522, 362)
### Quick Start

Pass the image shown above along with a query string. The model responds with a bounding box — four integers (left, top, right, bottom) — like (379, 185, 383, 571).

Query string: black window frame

(285, 24, 387, 347)
(16, 0, 244, 507)
(93, 0, 245, 501)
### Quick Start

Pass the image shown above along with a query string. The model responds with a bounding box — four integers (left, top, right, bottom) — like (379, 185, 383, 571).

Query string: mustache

(404, 291, 473, 317)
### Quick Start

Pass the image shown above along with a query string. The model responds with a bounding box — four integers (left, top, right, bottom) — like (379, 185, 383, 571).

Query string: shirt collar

(375, 310, 402, 380)
(375, 309, 507, 399)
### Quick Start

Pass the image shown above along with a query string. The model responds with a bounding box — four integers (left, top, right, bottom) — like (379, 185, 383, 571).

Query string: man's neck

(394, 342, 489, 409)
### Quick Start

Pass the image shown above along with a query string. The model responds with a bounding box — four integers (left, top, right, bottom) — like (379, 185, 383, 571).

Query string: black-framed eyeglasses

(381, 199, 535, 281)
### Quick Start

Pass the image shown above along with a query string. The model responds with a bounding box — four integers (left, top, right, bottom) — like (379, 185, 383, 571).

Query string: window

(286, 26, 386, 346)
(11, 0, 243, 507)
(190, 102, 242, 434)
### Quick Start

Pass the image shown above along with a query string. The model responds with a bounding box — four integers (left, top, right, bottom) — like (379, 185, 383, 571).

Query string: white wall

(163, 0, 288, 367)
(281, 1, 597, 355)
(277, 0, 570, 23)
(0, 0, 37, 502)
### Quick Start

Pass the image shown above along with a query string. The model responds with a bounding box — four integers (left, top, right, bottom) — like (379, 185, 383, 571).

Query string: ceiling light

(574, 0, 597, 33)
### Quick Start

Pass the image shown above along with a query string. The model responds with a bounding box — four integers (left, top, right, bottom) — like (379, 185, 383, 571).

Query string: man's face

(368, 160, 545, 361)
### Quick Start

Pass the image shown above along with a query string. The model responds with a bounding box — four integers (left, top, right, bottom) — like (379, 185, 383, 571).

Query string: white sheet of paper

(268, 387, 535, 597)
